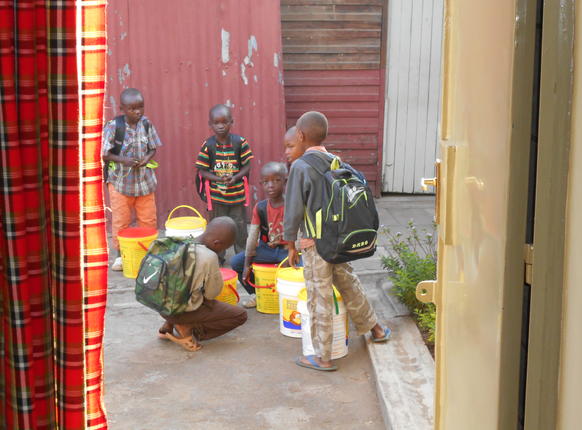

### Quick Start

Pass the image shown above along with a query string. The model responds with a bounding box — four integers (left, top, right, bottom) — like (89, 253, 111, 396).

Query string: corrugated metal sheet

(281, 0, 386, 195)
(284, 70, 384, 193)
(105, 0, 286, 223)
(382, 0, 443, 193)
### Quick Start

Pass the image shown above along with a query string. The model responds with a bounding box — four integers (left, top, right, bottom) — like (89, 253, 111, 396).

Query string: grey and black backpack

(301, 152, 379, 264)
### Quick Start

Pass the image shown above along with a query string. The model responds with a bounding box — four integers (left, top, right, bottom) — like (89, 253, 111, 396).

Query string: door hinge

(524, 244, 534, 285)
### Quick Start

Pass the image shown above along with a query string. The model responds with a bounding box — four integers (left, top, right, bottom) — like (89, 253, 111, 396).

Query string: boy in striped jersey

(196, 104, 254, 264)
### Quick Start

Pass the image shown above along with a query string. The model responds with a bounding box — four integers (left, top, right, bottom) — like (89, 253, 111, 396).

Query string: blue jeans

(231, 242, 289, 295)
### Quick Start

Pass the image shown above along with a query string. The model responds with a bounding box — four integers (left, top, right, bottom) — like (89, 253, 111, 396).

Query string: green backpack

(135, 237, 198, 316)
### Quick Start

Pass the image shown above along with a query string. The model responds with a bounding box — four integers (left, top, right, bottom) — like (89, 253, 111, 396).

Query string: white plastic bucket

(165, 226, 205, 238)
(297, 288, 348, 359)
(276, 267, 305, 338)
(165, 205, 206, 238)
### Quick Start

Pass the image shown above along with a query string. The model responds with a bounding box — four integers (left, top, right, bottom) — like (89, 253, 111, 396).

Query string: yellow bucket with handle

(216, 268, 240, 305)
(117, 227, 158, 279)
(165, 205, 207, 238)
(250, 263, 279, 314)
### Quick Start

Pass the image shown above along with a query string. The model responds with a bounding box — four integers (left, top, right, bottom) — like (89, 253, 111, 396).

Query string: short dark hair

(209, 104, 232, 121)
(296, 111, 328, 143)
(120, 88, 144, 105)
(261, 161, 288, 178)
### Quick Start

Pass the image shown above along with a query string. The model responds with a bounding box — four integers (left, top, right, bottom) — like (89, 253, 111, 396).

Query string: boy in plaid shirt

(102, 88, 163, 270)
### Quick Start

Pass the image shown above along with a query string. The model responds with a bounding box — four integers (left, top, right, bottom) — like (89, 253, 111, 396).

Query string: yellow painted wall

(557, 4, 582, 429)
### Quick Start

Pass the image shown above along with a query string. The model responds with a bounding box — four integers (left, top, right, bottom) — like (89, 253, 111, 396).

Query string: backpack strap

(300, 151, 334, 175)
(111, 115, 126, 155)
(204, 136, 217, 171)
(256, 200, 269, 243)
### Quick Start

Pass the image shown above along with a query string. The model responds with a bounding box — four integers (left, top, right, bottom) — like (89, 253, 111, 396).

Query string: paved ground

(103, 195, 435, 429)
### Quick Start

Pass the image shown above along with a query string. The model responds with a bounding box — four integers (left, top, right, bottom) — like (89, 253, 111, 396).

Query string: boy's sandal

(371, 327, 392, 343)
(164, 332, 202, 352)
(295, 355, 338, 372)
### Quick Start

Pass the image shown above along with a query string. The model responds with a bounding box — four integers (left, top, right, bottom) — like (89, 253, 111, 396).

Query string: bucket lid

(118, 227, 158, 238)
(166, 216, 206, 230)
(220, 268, 237, 280)
(298, 286, 342, 302)
(277, 267, 304, 283)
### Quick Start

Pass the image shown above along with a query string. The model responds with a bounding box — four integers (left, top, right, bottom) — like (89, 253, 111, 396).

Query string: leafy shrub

(381, 221, 437, 345)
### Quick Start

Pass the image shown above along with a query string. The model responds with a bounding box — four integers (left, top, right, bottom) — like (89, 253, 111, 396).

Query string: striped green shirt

(196, 135, 253, 205)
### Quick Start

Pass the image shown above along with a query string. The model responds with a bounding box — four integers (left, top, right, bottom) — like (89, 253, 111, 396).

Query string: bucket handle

(225, 282, 240, 303)
(167, 205, 204, 223)
(137, 241, 150, 252)
(247, 279, 275, 290)
(247, 264, 276, 290)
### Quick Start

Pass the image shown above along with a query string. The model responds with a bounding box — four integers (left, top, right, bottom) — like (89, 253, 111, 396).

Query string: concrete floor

(104, 274, 384, 430)
(103, 194, 436, 429)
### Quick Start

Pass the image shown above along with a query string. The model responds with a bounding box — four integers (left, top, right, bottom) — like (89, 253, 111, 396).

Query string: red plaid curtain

(0, 1, 107, 429)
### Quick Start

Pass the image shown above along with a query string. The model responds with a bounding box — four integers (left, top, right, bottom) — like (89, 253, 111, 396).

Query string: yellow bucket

(250, 263, 279, 314)
(165, 205, 207, 238)
(216, 268, 240, 305)
(117, 227, 158, 279)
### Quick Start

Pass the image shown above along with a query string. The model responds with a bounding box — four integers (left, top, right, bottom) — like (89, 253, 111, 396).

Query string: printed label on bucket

(282, 298, 301, 330)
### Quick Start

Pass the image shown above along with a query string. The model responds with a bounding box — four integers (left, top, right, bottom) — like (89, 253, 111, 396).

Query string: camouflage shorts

(303, 246, 377, 361)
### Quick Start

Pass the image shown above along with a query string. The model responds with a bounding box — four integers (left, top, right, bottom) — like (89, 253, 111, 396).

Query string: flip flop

(164, 332, 202, 352)
(295, 355, 338, 372)
(158, 323, 174, 339)
(371, 327, 392, 343)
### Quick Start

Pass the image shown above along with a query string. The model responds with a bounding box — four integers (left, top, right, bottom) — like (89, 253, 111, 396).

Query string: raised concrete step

(361, 276, 435, 430)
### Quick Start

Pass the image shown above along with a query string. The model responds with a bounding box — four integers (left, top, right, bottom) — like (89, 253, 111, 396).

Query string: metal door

(416, 0, 537, 428)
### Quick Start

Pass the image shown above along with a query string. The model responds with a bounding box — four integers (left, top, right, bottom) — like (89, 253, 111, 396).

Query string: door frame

(524, 0, 575, 428)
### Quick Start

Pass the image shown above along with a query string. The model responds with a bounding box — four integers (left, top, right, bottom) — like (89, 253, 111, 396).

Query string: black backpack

(301, 152, 379, 264)
(195, 134, 247, 206)
(256, 199, 269, 243)
(103, 115, 150, 182)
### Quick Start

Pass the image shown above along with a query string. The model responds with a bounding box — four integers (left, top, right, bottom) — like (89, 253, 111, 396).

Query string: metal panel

(105, 0, 286, 223)
(382, 0, 443, 193)
(284, 69, 384, 193)
(281, 0, 386, 195)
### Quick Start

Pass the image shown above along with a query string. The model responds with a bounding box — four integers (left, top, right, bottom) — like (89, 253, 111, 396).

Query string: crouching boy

(158, 217, 248, 351)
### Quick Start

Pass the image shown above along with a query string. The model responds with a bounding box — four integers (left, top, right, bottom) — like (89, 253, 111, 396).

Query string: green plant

(381, 220, 437, 344)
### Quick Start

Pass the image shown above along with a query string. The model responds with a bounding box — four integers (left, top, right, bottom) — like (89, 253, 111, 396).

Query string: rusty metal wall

(105, 0, 286, 225)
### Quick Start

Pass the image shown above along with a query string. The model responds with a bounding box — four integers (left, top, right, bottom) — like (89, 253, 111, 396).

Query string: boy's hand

(287, 242, 299, 268)
(122, 157, 140, 167)
(221, 174, 232, 183)
(225, 174, 237, 185)
(242, 264, 251, 283)
(267, 240, 281, 248)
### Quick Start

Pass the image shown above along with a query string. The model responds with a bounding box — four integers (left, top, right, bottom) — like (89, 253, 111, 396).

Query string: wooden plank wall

(281, 0, 386, 195)
(382, 0, 444, 193)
